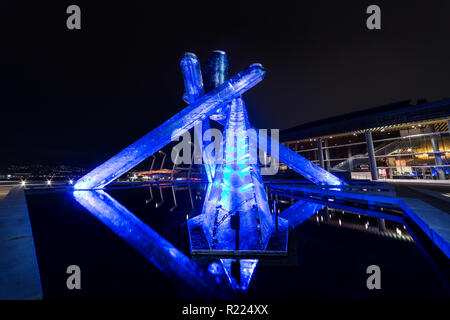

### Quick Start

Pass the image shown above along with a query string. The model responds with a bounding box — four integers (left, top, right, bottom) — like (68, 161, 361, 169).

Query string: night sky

(1, 0, 450, 168)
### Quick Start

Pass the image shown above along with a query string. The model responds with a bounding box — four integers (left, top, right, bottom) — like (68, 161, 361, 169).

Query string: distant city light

(21, 180, 26, 186)
(69, 180, 74, 185)
(47, 180, 51, 185)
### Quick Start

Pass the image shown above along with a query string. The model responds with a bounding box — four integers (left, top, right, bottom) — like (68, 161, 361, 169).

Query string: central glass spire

(200, 97, 273, 251)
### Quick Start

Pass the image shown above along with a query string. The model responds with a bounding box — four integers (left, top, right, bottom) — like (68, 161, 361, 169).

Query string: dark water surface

(25, 184, 449, 300)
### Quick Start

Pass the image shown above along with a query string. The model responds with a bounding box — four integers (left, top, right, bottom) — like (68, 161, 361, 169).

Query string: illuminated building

(281, 99, 450, 181)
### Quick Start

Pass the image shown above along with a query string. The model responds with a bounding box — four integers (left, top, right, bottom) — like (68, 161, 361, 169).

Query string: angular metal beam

(73, 190, 228, 296)
(181, 52, 215, 182)
(252, 130, 345, 186)
(75, 64, 266, 189)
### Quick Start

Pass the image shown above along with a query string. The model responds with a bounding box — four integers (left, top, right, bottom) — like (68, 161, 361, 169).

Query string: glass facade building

(281, 99, 450, 181)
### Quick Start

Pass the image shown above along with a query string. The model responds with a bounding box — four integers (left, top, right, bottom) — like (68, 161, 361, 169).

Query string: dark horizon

(1, 1, 450, 168)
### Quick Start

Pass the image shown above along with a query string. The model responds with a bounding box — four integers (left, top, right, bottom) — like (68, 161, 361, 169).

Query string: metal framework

(72, 51, 347, 292)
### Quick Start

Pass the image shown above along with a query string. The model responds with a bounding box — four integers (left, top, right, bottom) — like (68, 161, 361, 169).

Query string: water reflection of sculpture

(182, 52, 284, 292)
(72, 189, 231, 298)
(73, 51, 344, 293)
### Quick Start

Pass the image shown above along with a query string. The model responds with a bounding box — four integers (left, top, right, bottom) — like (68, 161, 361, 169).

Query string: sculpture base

(187, 214, 288, 256)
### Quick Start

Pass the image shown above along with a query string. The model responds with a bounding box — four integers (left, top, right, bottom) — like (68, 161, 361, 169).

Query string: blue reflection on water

(280, 200, 324, 228)
(220, 259, 258, 292)
(199, 98, 274, 251)
(73, 190, 227, 297)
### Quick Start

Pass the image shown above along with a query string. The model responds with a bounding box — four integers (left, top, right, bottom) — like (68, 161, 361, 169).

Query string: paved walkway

(0, 187, 42, 299)
(394, 185, 450, 214)
(270, 182, 450, 258)
(0, 185, 14, 203)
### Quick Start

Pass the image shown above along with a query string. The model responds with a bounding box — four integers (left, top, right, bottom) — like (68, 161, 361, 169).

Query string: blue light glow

(280, 200, 324, 227)
(198, 98, 274, 251)
(205, 50, 230, 92)
(75, 64, 265, 190)
(254, 130, 345, 186)
(72, 190, 224, 296)
(180, 52, 205, 104)
(69, 50, 374, 296)
(220, 259, 258, 292)
(208, 262, 224, 276)
(239, 183, 254, 192)
(181, 53, 215, 182)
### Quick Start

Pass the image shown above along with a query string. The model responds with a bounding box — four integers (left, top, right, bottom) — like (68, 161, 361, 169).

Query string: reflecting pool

(25, 183, 449, 299)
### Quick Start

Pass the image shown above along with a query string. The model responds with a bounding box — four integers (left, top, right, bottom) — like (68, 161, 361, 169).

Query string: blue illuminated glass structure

(220, 259, 258, 292)
(181, 52, 215, 182)
(180, 52, 205, 104)
(194, 97, 276, 251)
(205, 50, 230, 92)
(75, 51, 344, 189)
(72, 190, 227, 296)
(74, 64, 266, 190)
(279, 200, 324, 227)
(255, 130, 344, 186)
(70, 50, 352, 293)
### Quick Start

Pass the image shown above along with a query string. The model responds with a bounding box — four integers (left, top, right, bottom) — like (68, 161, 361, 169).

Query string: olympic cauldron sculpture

(73, 51, 344, 290)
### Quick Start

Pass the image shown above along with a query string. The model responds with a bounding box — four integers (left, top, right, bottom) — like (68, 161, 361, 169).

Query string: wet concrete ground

(0, 186, 14, 203)
(392, 183, 450, 214)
